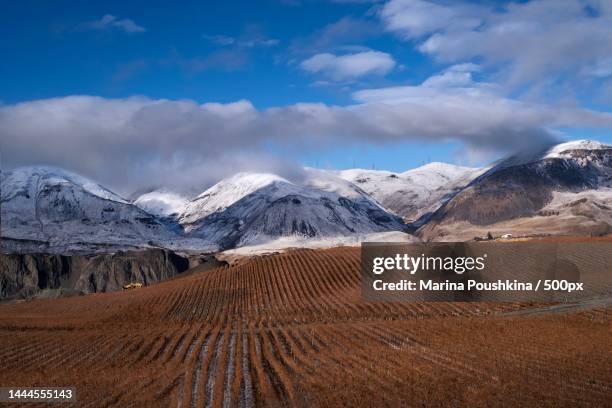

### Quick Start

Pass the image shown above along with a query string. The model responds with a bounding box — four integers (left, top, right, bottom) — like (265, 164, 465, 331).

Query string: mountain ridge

(177, 169, 407, 249)
(2, 139, 610, 252)
(337, 162, 485, 224)
(418, 139, 612, 240)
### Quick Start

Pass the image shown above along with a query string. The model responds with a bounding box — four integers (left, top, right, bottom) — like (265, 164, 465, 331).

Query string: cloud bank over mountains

(3, 63, 612, 194)
(3, 0, 612, 195)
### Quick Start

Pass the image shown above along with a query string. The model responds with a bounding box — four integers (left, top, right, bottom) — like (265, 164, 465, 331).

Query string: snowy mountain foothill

(337, 162, 486, 225)
(2, 139, 611, 254)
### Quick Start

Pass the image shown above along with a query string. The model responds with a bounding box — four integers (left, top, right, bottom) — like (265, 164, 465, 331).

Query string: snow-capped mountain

(179, 173, 287, 224)
(0, 166, 182, 252)
(178, 169, 406, 249)
(419, 140, 612, 240)
(3, 139, 610, 252)
(1, 166, 406, 252)
(337, 162, 484, 225)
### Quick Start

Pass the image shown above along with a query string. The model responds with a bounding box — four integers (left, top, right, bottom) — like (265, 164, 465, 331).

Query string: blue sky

(2, 0, 612, 193)
(2, 0, 421, 106)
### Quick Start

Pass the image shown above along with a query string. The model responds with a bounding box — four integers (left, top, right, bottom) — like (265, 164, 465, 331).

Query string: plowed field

(0, 247, 610, 407)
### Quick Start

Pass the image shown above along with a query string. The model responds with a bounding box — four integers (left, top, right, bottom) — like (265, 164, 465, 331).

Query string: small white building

(501, 234, 513, 239)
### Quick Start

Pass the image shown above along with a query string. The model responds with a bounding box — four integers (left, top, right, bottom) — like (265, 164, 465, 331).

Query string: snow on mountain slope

(544, 140, 608, 159)
(337, 163, 483, 224)
(2, 166, 128, 204)
(419, 140, 612, 241)
(178, 171, 406, 249)
(1, 166, 404, 252)
(180, 173, 287, 225)
(1, 166, 183, 252)
(302, 167, 374, 199)
(134, 190, 189, 218)
(6, 140, 608, 252)
(402, 162, 480, 188)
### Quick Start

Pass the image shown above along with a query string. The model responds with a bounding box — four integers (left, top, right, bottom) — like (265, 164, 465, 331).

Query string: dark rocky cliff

(0, 249, 190, 300)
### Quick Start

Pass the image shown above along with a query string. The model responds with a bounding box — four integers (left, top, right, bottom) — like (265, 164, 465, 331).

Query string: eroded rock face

(0, 249, 190, 300)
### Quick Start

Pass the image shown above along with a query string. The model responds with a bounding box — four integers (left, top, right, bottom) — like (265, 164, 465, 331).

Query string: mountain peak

(195, 172, 289, 200)
(544, 139, 611, 159)
(179, 172, 292, 224)
(402, 161, 477, 177)
(2, 165, 128, 204)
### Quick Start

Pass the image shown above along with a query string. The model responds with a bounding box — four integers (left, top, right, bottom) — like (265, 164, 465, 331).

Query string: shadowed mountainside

(419, 142, 612, 240)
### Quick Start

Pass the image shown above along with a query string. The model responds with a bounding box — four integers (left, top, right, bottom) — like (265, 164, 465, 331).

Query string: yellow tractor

(122, 282, 144, 290)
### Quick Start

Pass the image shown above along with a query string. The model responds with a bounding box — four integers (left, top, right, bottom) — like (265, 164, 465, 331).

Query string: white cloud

(380, 0, 481, 38)
(380, 0, 612, 85)
(2, 70, 612, 193)
(582, 56, 612, 78)
(300, 51, 396, 80)
(203, 29, 280, 48)
(204, 34, 280, 48)
(242, 38, 280, 47)
(82, 14, 146, 34)
(203, 34, 236, 46)
(352, 64, 492, 101)
(420, 63, 481, 88)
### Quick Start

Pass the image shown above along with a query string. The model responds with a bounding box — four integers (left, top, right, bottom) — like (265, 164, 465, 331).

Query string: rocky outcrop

(0, 249, 190, 300)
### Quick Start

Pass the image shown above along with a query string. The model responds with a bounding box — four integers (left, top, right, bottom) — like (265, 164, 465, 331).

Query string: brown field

(0, 246, 610, 407)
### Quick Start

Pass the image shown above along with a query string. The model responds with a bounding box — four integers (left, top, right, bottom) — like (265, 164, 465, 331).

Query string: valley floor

(0, 246, 610, 407)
